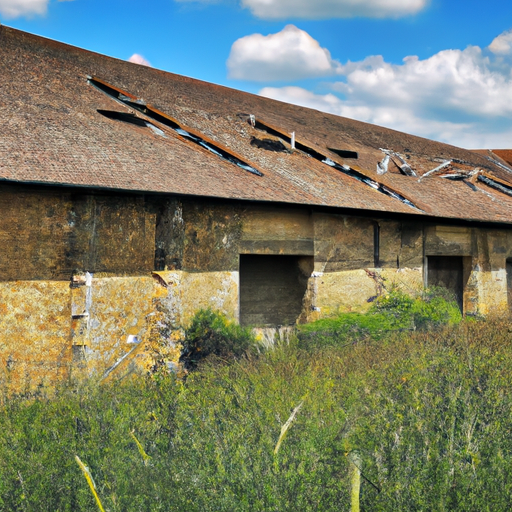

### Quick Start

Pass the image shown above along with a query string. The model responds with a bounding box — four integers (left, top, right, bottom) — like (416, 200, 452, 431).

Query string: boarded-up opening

(507, 258, 512, 313)
(427, 256, 464, 310)
(239, 255, 312, 326)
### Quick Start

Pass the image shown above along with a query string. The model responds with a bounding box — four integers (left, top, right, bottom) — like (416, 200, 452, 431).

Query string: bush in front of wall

(179, 309, 257, 370)
(297, 287, 462, 349)
(296, 311, 395, 349)
(371, 286, 462, 330)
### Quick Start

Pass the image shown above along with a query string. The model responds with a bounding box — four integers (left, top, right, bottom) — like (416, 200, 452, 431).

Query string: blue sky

(2, 0, 512, 148)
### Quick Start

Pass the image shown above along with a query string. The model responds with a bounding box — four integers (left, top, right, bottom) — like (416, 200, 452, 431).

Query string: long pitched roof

(2, 25, 512, 224)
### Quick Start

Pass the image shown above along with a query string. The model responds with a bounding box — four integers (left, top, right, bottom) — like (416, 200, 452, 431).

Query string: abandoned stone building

(2, 25, 512, 387)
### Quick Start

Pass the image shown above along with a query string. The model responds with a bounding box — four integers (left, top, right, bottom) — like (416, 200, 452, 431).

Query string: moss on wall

(154, 197, 185, 271)
(68, 194, 155, 274)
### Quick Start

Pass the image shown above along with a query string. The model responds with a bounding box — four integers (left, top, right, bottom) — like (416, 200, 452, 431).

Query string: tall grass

(1, 316, 512, 510)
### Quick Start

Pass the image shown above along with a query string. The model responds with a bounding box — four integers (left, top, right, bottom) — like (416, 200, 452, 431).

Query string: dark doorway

(427, 256, 464, 310)
(507, 258, 512, 313)
(239, 255, 312, 326)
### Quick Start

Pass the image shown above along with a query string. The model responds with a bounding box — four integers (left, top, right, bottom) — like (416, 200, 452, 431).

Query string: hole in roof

(478, 175, 512, 197)
(251, 117, 419, 210)
(328, 148, 358, 159)
(379, 149, 416, 177)
(89, 77, 263, 177)
(250, 137, 288, 152)
(97, 110, 167, 137)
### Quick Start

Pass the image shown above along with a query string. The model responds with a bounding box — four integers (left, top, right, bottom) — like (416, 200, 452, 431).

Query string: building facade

(2, 26, 512, 389)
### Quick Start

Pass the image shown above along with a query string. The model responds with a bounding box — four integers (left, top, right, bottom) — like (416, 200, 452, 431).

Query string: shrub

(371, 286, 462, 330)
(180, 309, 257, 369)
(297, 311, 395, 349)
(412, 286, 463, 328)
(370, 288, 416, 328)
(298, 287, 462, 349)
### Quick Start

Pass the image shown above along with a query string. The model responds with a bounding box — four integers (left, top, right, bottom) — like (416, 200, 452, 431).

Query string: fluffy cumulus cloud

(489, 30, 512, 55)
(227, 25, 341, 81)
(0, 0, 48, 18)
(128, 54, 152, 67)
(259, 29, 512, 148)
(242, 0, 428, 20)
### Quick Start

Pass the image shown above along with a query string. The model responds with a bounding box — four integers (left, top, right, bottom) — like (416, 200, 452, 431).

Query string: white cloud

(489, 30, 512, 55)
(227, 25, 341, 81)
(258, 30, 512, 149)
(240, 0, 428, 20)
(0, 0, 48, 18)
(128, 53, 152, 67)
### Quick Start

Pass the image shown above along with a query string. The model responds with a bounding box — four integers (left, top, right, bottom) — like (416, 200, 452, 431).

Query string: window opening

(249, 117, 419, 210)
(88, 76, 263, 177)
(250, 137, 288, 152)
(327, 148, 358, 159)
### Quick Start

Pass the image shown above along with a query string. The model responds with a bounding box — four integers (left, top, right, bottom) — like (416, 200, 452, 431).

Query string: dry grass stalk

(274, 401, 303, 455)
(75, 455, 106, 512)
(130, 430, 152, 466)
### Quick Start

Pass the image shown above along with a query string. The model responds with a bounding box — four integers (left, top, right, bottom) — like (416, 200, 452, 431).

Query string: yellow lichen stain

(312, 269, 377, 317)
(473, 269, 509, 316)
(179, 271, 239, 325)
(0, 280, 72, 394)
(380, 268, 423, 295)
(137, 310, 184, 377)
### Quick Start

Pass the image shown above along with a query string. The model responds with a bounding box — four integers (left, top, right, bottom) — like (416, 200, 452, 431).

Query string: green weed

(180, 309, 257, 370)
(0, 315, 511, 511)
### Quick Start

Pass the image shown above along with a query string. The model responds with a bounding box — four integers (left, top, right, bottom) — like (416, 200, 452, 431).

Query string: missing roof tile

(97, 110, 167, 137)
(380, 149, 417, 177)
(89, 77, 263, 177)
(252, 118, 420, 210)
(327, 148, 358, 159)
(418, 160, 452, 182)
(486, 155, 512, 174)
(478, 174, 512, 197)
(250, 137, 288, 152)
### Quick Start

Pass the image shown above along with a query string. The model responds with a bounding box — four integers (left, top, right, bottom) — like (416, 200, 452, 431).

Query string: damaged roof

(2, 25, 512, 224)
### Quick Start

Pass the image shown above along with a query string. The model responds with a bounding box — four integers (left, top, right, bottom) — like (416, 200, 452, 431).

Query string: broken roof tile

(2, 25, 512, 224)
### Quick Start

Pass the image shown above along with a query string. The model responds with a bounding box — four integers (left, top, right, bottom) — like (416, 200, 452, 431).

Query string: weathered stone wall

(424, 225, 512, 315)
(240, 205, 314, 256)
(302, 214, 424, 321)
(0, 185, 155, 281)
(154, 198, 243, 272)
(2, 184, 512, 390)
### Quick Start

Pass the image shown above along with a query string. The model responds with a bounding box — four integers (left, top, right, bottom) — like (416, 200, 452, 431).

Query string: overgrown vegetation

(1, 296, 512, 511)
(179, 308, 257, 369)
(297, 287, 462, 348)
